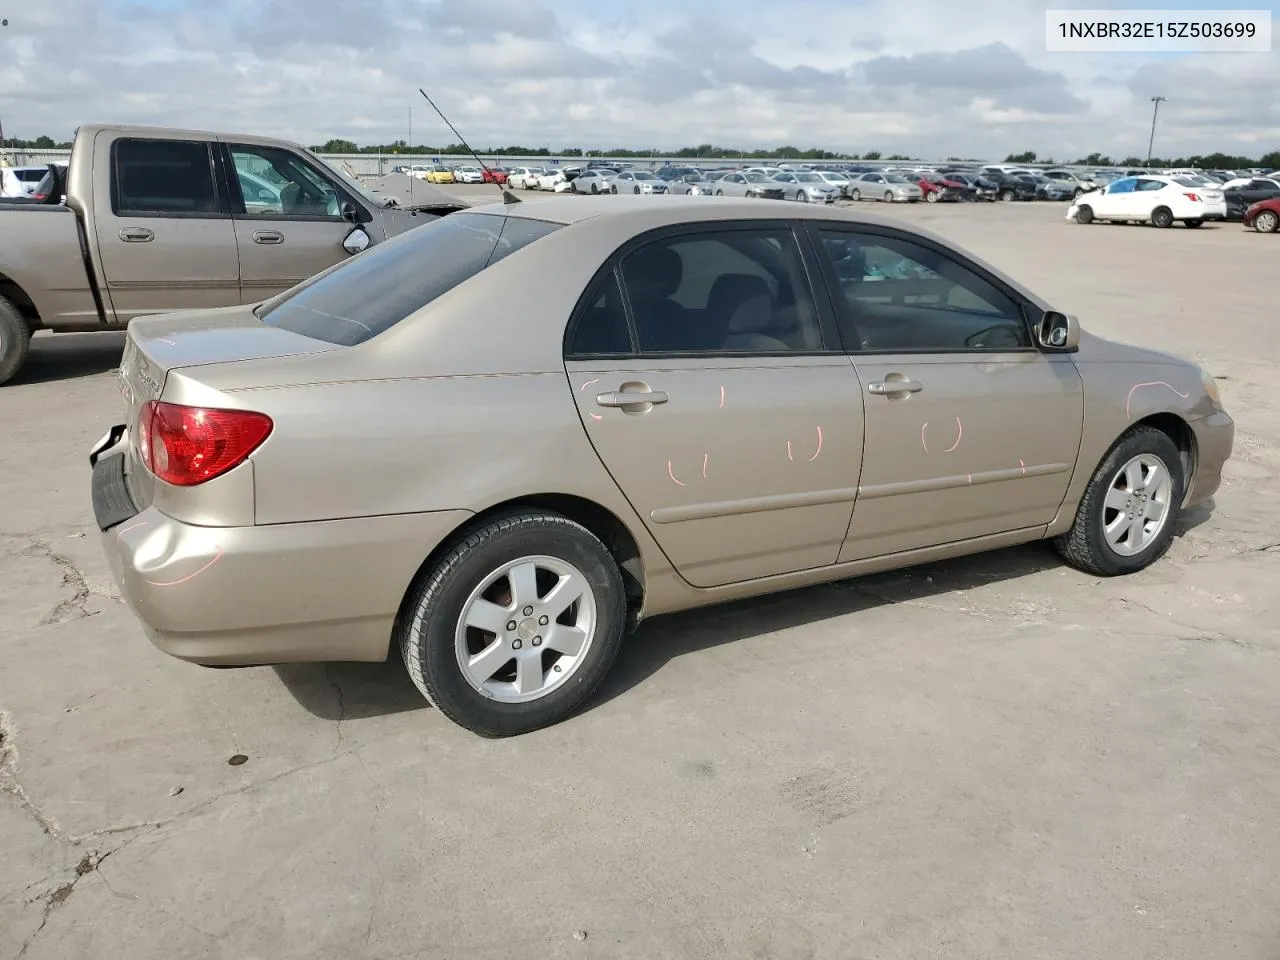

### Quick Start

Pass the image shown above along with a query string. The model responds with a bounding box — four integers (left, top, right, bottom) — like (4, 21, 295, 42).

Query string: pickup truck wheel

(1053, 425, 1184, 577)
(0, 296, 32, 386)
(398, 510, 627, 737)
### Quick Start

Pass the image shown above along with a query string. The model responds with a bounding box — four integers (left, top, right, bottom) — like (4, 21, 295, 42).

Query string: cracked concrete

(2, 201, 1279, 960)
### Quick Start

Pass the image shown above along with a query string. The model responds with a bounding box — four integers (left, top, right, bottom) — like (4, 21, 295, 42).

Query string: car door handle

(868, 379, 924, 395)
(596, 390, 669, 408)
(252, 230, 285, 245)
(118, 227, 153, 242)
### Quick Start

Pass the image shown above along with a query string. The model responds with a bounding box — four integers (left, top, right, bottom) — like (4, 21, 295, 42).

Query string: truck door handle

(118, 228, 154, 242)
(867, 378, 923, 396)
(252, 230, 285, 245)
(596, 389, 669, 408)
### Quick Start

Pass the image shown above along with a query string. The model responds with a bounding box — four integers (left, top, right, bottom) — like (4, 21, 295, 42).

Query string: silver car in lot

(711, 171, 787, 200)
(771, 171, 840, 203)
(570, 170, 617, 194)
(665, 173, 715, 196)
(610, 170, 669, 195)
(848, 172, 923, 203)
(812, 170, 852, 197)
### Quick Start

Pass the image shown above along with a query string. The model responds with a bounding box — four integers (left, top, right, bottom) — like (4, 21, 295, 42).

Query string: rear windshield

(15, 169, 48, 182)
(259, 212, 561, 346)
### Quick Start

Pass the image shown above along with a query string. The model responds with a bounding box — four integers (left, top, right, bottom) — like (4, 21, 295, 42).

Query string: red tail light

(138, 401, 273, 486)
(1184, 192, 1200, 202)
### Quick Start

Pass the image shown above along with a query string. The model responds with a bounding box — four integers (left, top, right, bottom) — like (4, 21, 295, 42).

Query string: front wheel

(1151, 206, 1174, 228)
(633, 186, 640, 194)
(1075, 204, 1094, 224)
(610, 185, 618, 194)
(715, 190, 723, 196)
(1254, 210, 1279, 233)
(398, 511, 627, 737)
(850, 189, 861, 201)
(1000, 189, 1015, 202)
(883, 191, 894, 202)
(1053, 426, 1184, 577)
(925, 190, 939, 203)
(590, 184, 598, 194)
(796, 190, 808, 202)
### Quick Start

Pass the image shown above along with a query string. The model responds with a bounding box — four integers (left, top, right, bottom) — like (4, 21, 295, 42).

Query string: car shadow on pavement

(15, 331, 126, 385)
(272, 501, 1217, 725)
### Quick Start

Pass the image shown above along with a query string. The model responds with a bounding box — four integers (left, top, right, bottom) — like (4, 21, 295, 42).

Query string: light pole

(1146, 96, 1166, 168)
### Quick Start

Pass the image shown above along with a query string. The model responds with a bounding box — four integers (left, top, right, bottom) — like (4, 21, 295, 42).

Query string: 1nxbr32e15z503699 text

(1045, 9, 1272, 52)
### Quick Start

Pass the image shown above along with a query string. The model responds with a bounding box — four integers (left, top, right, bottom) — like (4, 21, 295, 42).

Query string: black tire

(571, 182, 578, 193)
(1000, 189, 1015, 202)
(850, 188, 861, 201)
(1253, 210, 1279, 233)
(610, 185, 618, 194)
(1151, 206, 1174, 228)
(633, 186, 640, 194)
(1075, 204, 1094, 224)
(398, 510, 627, 737)
(0, 295, 32, 386)
(1184, 219, 1203, 228)
(1052, 425, 1185, 577)
(925, 190, 939, 203)
(796, 191, 808, 202)
(590, 184, 598, 195)
(883, 191, 894, 202)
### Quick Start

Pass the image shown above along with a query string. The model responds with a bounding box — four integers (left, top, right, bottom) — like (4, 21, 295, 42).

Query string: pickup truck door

(92, 135, 240, 321)
(221, 142, 368, 303)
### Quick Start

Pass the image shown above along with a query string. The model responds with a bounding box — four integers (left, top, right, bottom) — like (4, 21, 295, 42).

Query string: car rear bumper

(1185, 410, 1233, 509)
(91, 431, 472, 665)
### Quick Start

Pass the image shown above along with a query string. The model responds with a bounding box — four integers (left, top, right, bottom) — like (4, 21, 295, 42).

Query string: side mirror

(342, 226, 370, 255)
(1039, 311, 1079, 351)
(340, 201, 361, 224)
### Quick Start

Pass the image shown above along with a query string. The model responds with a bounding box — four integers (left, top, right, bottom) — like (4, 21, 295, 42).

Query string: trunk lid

(118, 305, 338, 509)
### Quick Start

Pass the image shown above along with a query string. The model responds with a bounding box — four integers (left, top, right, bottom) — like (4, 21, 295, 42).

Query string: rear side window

(112, 139, 220, 216)
(259, 212, 561, 346)
(15, 169, 47, 183)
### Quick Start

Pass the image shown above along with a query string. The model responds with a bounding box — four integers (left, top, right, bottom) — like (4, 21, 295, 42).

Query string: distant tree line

(1004, 149, 1280, 168)
(8, 134, 1277, 168)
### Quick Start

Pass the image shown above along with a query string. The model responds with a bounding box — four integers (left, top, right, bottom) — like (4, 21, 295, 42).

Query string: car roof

(463, 194, 922, 229)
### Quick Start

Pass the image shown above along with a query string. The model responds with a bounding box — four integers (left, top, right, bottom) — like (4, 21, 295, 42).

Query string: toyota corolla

(91, 196, 1234, 737)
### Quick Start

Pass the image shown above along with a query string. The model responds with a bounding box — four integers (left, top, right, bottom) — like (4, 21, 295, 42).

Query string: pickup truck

(0, 124, 466, 384)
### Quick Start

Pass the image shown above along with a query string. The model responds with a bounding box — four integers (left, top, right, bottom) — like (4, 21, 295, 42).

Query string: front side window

(615, 228, 824, 355)
(818, 229, 1030, 353)
(229, 144, 343, 219)
(259, 213, 561, 346)
(112, 138, 219, 216)
(1107, 178, 1138, 194)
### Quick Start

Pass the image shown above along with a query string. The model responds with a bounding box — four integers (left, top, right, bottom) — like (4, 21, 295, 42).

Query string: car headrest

(624, 245, 683, 300)
(707, 273, 773, 335)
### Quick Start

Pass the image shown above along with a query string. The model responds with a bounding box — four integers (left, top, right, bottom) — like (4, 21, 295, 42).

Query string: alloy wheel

(1101, 454, 1174, 557)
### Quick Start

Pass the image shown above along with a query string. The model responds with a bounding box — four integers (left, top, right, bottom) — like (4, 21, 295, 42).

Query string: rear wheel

(1053, 426, 1184, 577)
(399, 511, 627, 737)
(0, 296, 32, 386)
(1254, 210, 1279, 233)
(1151, 206, 1174, 228)
(1075, 204, 1094, 224)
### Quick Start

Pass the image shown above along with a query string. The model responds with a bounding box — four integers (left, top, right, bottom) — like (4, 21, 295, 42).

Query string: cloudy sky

(4, 0, 1278, 160)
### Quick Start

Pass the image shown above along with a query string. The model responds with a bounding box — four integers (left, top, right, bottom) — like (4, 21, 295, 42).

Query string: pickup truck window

(258, 212, 562, 346)
(227, 144, 344, 220)
(112, 139, 221, 216)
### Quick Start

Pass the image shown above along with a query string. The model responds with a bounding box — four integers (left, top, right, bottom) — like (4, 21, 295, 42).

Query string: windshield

(745, 173, 771, 183)
(1175, 176, 1212, 187)
(796, 173, 822, 183)
(259, 212, 561, 346)
(633, 172, 658, 180)
(316, 157, 391, 207)
(884, 174, 909, 183)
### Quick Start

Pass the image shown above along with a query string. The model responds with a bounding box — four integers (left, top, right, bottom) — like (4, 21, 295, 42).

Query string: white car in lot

(454, 165, 486, 184)
(535, 169, 573, 192)
(1068, 174, 1227, 228)
(569, 169, 617, 194)
(1, 166, 54, 197)
(508, 166, 544, 190)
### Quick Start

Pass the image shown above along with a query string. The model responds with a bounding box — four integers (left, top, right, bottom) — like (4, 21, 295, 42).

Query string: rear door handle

(118, 227, 153, 242)
(252, 230, 285, 245)
(596, 390, 669, 408)
(868, 379, 924, 395)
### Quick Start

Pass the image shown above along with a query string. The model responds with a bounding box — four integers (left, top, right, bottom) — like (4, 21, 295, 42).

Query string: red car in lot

(483, 167, 509, 185)
(918, 175, 974, 203)
(1243, 196, 1280, 233)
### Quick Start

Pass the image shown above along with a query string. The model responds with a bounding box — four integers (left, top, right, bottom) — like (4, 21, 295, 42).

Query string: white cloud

(1, 0, 1277, 160)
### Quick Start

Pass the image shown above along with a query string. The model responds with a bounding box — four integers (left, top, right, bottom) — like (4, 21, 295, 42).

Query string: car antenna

(418, 87, 520, 205)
